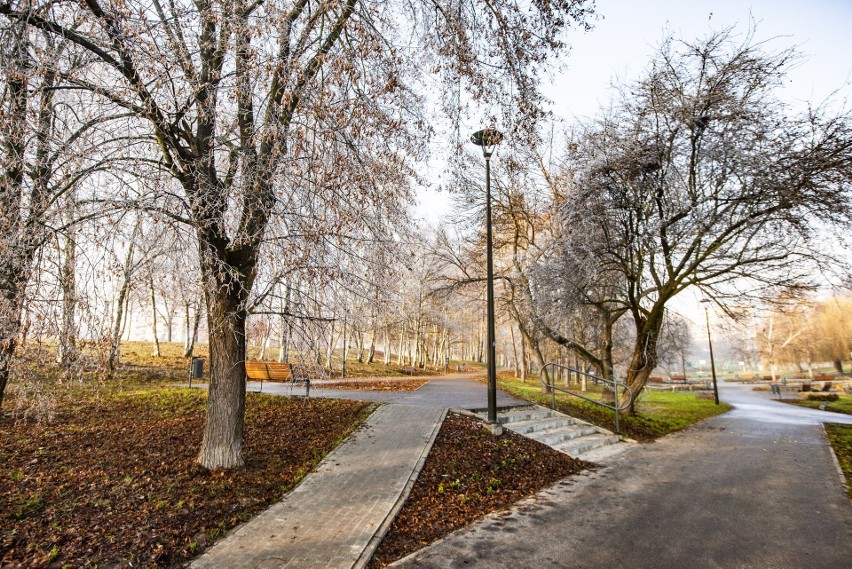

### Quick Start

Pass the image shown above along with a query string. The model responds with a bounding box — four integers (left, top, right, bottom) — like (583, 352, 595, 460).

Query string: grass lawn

(781, 394, 852, 416)
(496, 373, 732, 442)
(824, 424, 852, 499)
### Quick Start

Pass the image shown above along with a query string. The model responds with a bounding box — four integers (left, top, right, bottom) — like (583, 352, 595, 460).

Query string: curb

(822, 423, 849, 498)
(353, 407, 449, 569)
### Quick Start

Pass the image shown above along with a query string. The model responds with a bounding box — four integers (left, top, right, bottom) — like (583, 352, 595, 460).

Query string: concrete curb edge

(822, 423, 849, 498)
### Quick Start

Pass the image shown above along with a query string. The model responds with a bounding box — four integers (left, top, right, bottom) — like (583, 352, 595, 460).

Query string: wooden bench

(245, 361, 310, 396)
(402, 366, 417, 375)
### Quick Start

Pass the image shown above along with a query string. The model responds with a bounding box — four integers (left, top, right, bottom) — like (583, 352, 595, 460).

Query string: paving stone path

(191, 404, 446, 569)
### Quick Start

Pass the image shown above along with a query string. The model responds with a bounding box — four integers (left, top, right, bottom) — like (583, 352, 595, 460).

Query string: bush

(806, 393, 839, 402)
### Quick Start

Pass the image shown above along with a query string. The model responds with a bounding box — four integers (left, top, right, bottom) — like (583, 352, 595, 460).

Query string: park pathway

(191, 404, 445, 569)
(188, 372, 526, 568)
(392, 382, 852, 568)
(247, 372, 529, 409)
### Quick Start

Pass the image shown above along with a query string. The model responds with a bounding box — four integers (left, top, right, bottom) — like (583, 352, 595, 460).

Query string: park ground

(2, 342, 849, 566)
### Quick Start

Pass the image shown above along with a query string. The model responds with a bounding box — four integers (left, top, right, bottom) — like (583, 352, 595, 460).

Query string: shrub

(806, 393, 839, 402)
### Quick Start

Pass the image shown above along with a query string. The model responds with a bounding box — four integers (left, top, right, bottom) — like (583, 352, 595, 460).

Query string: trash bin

(801, 381, 811, 392)
(191, 357, 204, 378)
(189, 357, 204, 385)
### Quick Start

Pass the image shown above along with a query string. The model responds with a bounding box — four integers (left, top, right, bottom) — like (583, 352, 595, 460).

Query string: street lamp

(700, 299, 720, 405)
(471, 128, 503, 426)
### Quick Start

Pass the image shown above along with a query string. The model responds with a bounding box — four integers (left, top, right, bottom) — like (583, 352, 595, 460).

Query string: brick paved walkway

(191, 404, 446, 569)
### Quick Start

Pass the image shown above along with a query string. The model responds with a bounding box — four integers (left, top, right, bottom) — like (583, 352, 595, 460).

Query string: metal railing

(540, 363, 634, 435)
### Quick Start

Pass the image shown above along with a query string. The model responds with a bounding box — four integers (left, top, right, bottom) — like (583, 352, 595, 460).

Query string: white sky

(415, 0, 852, 224)
(413, 0, 852, 341)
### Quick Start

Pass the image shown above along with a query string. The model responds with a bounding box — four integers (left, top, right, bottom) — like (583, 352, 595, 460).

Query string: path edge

(822, 423, 850, 498)
(353, 407, 449, 569)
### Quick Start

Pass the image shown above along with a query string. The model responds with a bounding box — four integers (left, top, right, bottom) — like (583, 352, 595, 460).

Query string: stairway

(480, 405, 629, 462)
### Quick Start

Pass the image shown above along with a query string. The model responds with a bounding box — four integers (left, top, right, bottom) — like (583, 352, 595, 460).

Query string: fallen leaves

(368, 412, 594, 567)
(319, 380, 428, 392)
(0, 389, 373, 567)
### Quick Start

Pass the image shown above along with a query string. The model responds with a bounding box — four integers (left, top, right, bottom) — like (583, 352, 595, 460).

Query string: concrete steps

(482, 405, 629, 462)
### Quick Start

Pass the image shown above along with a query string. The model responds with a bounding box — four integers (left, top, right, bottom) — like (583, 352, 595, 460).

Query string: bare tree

(0, 22, 126, 407)
(547, 29, 852, 409)
(656, 311, 693, 377)
(3, 0, 594, 467)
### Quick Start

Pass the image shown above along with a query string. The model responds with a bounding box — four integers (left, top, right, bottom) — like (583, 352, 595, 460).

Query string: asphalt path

(392, 382, 852, 569)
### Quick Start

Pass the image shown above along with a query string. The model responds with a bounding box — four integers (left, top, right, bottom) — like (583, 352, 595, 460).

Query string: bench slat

(265, 362, 293, 381)
(245, 362, 269, 381)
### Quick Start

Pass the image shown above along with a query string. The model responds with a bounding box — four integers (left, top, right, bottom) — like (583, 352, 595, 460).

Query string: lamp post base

(484, 422, 503, 436)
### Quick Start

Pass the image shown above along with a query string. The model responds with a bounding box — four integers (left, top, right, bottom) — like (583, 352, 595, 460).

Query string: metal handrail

(540, 363, 634, 435)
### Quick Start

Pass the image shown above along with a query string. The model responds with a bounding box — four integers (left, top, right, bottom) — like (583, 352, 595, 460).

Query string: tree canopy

(533, 29, 852, 404)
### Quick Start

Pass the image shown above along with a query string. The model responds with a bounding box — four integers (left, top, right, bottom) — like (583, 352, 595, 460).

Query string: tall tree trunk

(355, 327, 364, 363)
(0, 275, 26, 410)
(0, 30, 31, 409)
(258, 320, 269, 360)
(623, 311, 665, 414)
(510, 325, 520, 378)
(164, 301, 174, 343)
(57, 228, 77, 368)
(367, 316, 377, 363)
(277, 317, 288, 363)
(397, 321, 405, 365)
(444, 327, 450, 372)
(183, 299, 201, 358)
(197, 290, 247, 470)
(183, 301, 192, 353)
(108, 223, 140, 372)
(326, 320, 336, 371)
(341, 314, 348, 377)
(516, 320, 547, 391)
(149, 269, 160, 357)
(278, 282, 291, 363)
(520, 331, 528, 382)
(431, 324, 439, 369)
(530, 338, 549, 391)
(383, 326, 391, 365)
(123, 295, 132, 341)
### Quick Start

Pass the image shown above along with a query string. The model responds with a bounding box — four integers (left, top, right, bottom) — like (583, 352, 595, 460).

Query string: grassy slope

(496, 374, 732, 442)
(782, 394, 852, 416)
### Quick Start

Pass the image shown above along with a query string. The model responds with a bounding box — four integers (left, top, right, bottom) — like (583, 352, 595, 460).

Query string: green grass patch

(782, 394, 852, 415)
(497, 375, 731, 442)
(824, 424, 852, 499)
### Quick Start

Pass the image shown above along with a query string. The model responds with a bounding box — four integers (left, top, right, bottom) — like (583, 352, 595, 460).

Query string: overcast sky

(415, 0, 852, 224)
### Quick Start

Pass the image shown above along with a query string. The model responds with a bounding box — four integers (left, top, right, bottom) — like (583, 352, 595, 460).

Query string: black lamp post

(471, 128, 503, 425)
(700, 299, 720, 405)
